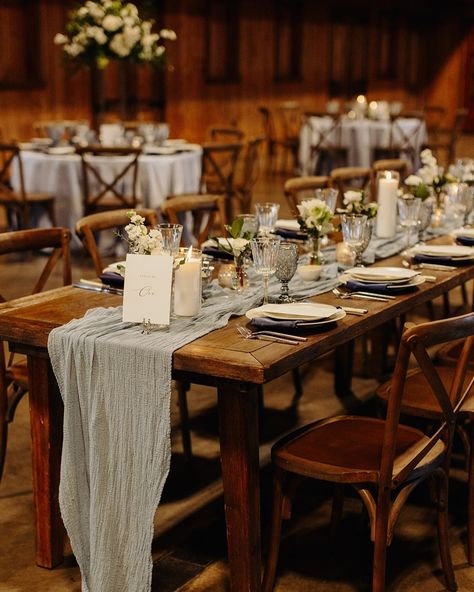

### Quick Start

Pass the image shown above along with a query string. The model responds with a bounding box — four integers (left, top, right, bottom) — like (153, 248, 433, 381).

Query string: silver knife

(74, 282, 123, 296)
(339, 306, 368, 315)
(350, 293, 392, 302)
(256, 335, 299, 345)
(417, 262, 457, 271)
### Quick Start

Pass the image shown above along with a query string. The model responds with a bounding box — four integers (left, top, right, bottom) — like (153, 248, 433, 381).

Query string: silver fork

(332, 287, 393, 302)
(236, 324, 305, 344)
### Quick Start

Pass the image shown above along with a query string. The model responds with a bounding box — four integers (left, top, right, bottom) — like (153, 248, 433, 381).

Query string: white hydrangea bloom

(160, 28, 177, 40)
(54, 33, 68, 45)
(405, 174, 423, 186)
(102, 14, 123, 32)
(343, 190, 363, 204)
(64, 43, 85, 57)
(110, 33, 130, 56)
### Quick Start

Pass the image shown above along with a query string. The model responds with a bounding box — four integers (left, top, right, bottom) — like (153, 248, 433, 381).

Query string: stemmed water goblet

(255, 202, 280, 236)
(397, 196, 421, 249)
(250, 237, 280, 305)
(341, 214, 368, 266)
(315, 187, 338, 213)
(274, 242, 298, 303)
(155, 223, 183, 256)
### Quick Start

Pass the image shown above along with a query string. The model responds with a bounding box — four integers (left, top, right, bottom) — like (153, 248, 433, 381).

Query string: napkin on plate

(455, 236, 474, 246)
(345, 279, 416, 294)
(273, 228, 307, 240)
(412, 254, 472, 266)
(250, 316, 336, 331)
(201, 246, 234, 261)
(99, 272, 124, 288)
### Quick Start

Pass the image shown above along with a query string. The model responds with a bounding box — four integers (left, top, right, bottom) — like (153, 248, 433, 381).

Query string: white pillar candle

(376, 172, 399, 238)
(174, 248, 202, 317)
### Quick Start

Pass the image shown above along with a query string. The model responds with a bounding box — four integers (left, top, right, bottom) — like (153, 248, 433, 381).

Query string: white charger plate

(408, 245, 474, 258)
(346, 266, 419, 283)
(340, 274, 426, 290)
(246, 302, 340, 321)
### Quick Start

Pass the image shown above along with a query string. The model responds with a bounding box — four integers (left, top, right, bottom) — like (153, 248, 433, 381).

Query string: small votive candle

(174, 247, 202, 317)
(336, 242, 355, 266)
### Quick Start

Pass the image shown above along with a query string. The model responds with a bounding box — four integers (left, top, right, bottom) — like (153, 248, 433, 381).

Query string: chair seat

(273, 415, 445, 485)
(0, 191, 54, 204)
(377, 367, 474, 419)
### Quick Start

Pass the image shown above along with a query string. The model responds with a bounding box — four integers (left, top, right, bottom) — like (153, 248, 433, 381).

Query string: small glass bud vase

(307, 233, 324, 265)
(232, 254, 249, 292)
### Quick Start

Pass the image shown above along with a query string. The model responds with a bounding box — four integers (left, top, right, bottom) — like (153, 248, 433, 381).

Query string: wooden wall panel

(0, 0, 471, 144)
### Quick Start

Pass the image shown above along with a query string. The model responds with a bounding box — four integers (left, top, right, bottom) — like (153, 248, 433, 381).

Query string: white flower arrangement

(297, 198, 334, 237)
(54, 0, 176, 69)
(338, 190, 378, 219)
(209, 217, 255, 260)
(123, 210, 163, 255)
(416, 149, 456, 193)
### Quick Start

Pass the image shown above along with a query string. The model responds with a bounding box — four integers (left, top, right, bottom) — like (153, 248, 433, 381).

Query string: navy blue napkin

(273, 228, 307, 241)
(99, 272, 124, 288)
(250, 316, 337, 332)
(345, 279, 417, 294)
(202, 247, 234, 261)
(455, 236, 474, 246)
(412, 254, 473, 267)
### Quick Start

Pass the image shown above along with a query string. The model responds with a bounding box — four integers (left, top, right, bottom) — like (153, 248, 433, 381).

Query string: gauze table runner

(47, 266, 341, 592)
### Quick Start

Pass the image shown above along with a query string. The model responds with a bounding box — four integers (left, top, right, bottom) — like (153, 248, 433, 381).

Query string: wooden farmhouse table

(0, 244, 473, 592)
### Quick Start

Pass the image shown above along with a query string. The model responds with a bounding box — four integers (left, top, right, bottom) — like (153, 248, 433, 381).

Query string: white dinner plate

(47, 146, 75, 155)
(275, 219, 300, 232)
(346, 266, 419, 283)
(18, 142, 35, 151)
(340, 274, 426, 290)
(408, 245, 474, 258)
(143, 146, 177, 155)
(452, 228, 474, 239)
(246, 302, 340, 321)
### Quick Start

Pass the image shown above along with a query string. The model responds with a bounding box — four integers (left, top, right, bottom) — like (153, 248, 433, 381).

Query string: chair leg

(433, 469, 457, 590)
(289, 367, 304, 413)
(176, 380, 193, 463)
(329, 484, 344, 543)
(262, 467, 285, 592)
(372, 492, 390, 592)
(0, 420, 7, 482)
(468, 423, 474, 565)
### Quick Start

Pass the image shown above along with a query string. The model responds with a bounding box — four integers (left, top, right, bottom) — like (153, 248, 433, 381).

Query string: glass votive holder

(173, 247, 202, 317)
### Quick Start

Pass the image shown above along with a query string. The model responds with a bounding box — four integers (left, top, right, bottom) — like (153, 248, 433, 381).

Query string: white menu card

(122, 253, 173, 325)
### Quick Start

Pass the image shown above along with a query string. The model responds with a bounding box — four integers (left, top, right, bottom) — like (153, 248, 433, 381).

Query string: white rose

(102, 14, 123, 32)
(404, 174, 423, 186)
(230, 238, 249, 256)
(110, 33, 130, 57)
(343, 190, 362, 204)
(77, 6, 89, 18)
(64, 43, 85, 57)
(73, 31, 88, 46)
(155, 45, 165, 57)
(54, 33, 68, 45)
(159, 28, 177, 41)
(123, 25, 141, 47)
(142, 33, 158, 47)
(94, 28, 107, 44)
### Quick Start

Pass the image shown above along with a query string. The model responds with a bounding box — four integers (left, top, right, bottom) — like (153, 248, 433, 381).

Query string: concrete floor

(1, 137, 474, 591)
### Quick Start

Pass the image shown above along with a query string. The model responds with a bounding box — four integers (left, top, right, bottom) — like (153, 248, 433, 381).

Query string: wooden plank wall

(0, 0, 471, 143)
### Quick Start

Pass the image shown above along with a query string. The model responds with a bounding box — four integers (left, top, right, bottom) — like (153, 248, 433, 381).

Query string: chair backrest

(0, 227, 71, 301)
(0, 143, 26, 202)
(276, 102, 301, 141)
(330, 167, 373, 204)
(208, 126, 245, 143)
(161, 194, 227, 246)
(304, 113, 343, 151)
(449, 108, 469, 150)
(200, 142, 243, 197)
(380, 313, 474, 490)
(75, 208, 158, 277)
(284, 175, 332, 216)
(258, 106, 275, 142)
(390, 113, 425, 156)
(372, 159, 409, 182)
(75, 145, 142, 215)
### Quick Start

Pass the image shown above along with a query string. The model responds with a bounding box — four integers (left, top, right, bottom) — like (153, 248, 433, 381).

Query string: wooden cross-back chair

(75, 208, 158, 277)
(233, 136, 265, 212)
(304, 112, 348, 175)
(263, 313, 474, 592)
(0, 227, 72, 482)
(76, 145, 142, 216)
(200, 142, 243, 220)
(391, 112, 425, 168)
(372, 158, 409, 182)
(0, 143, 57, 230)
(377, 321, 474, 567)
(207, 125, 245, 143)
(427, 108, 469, 166)
(330, 166, 373, 208)
(283, 175, 332, 217)
(161, 194, 227, 247)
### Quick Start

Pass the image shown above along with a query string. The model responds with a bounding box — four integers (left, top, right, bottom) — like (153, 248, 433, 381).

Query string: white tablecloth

(11, 150, 202, 234)
(299, 117, 427, 174)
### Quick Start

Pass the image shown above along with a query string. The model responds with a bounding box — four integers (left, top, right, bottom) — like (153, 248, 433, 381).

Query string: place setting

(337, 265, 426, 299)
(404, 243, 474, 267)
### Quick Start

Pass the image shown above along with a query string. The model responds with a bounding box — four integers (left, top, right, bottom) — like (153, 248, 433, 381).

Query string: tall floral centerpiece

(54, 0, 176, 122)
(297, 198, 334, 265)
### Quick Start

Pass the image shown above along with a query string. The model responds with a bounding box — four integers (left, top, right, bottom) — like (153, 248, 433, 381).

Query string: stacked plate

(246, 302, 345, 329)
(407, 244, 474, 265)
(451, 228, 474, 247)
(340, 266, 425, 293)
(273, 219, 307, 240)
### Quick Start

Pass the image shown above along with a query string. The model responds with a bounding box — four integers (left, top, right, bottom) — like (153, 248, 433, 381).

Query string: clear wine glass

(250, 237, 280, 305)
(315, 187, 339, 213)
(155, 223, 183, 256)
(341, 214, 368, 266)
(445, 183, 467, 229)
(255, 202, 280, 236)
(274, 242, 298, 303)
(397, 196, 421, 248)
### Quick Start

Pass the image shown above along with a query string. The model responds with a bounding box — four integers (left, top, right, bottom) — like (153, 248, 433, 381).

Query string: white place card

(122, 253, 173, 325)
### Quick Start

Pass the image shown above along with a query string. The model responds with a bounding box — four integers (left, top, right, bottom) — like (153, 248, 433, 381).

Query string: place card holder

(122, 253, 173, 327)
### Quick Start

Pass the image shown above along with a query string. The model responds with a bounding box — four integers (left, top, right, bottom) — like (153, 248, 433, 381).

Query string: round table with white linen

(299, 117, 427, 175)
(11, 149, 202, 235)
